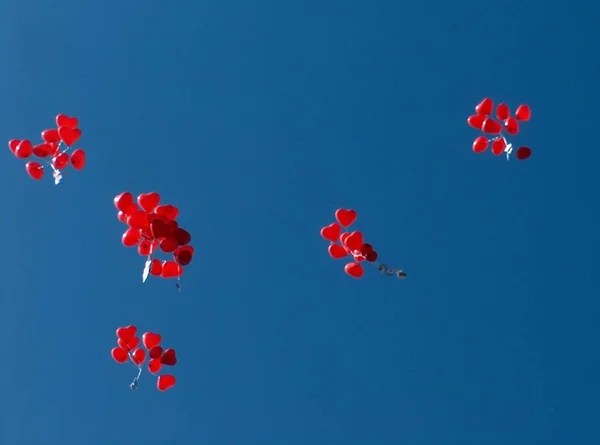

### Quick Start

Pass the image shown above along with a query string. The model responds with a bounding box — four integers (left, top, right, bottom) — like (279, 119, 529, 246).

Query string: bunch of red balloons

(114, 192, 194, 282)
(468, 98, 532, 160)
(111, 325, 177, 392)
(8, 114, 86, 183)
(320, 209, 380, 278)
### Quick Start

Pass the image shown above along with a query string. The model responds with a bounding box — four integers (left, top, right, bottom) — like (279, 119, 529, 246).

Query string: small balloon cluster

(8, 114, 86, 184)
(114, 192, 194, 289)
(321, 208, 407, 279)
(467, 98, 532, 161)
(111, 325, 177, 392)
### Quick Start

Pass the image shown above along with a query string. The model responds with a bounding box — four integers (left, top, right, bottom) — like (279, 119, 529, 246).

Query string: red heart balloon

(173, 228, 191, 246)
(142, 332, 162, 350)
(345, 231, 364, 251)
(150, 258, 163, 276)
(467, 114, 485, 130)
(161, 261, 183, 278)
(53, 152, 69, 170)
(118, 336, 139, 351)
(149, 346, 163, 359)
(25, 162, 44, 180)
(174, 246, 194, 266)
(33, 143, 53, 158)
(148, 358, 162, 374)
(475, 98, 493, 116)
(515, 104, 531, 122)
(155, 204, 179, 220)
(122, 228, 141, 247)
(340, 232, 350, 246)
(137, 240, 155, 256)
(515, 146, 531, 160)
(150, 219, 171, 240)
(366, 250, 378, 262)
(161, 348, 177, 366)
(116, 325, 137, 341)
(137, 192, 161, 213)
(58, 126, 82, 146)
(481, 118, 502, 135)
(8, 139, 20, 154)
(472, 136, 489, 153)
(495, 103, 510, 121)
(15, 140, 33, 159)
(70, 148, 86, 170)
(127, 210, 149, 230)
(359, 243, 373, 255)
(328, 243, 347, 259)
(504, 117, 519, 136)
(320, 223, 341, 242)
(131, 348, 146, 366)
(56, 114, 79, 129)
(41, 129, 61, 143)
(160, 237, 179, 253)
(114, 192, 134, 212)
(335, 209, 357, 227)
(344, 262, 364, 278)
(111, 347, 128, 363)
(157, 374, 176, 391)
(491, 138, 506, 156)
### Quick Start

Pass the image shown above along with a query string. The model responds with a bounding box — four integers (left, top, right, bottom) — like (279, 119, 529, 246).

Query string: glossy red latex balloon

(111, 347, 128, 363)
(131, 348, 146, 366)
(344, 262, 364, 278)
(359, 243, 373, 255)
(142, 332, 162, 350)
(174, 246, 194, 266)
(157, 374, 176, 391)
(504, 117, 519, 135)
(516, 146, 531, 160)
(25, 162, 44, 180)
(335, 209, 357, 227)
(70, 148, 86, 170)
(56, 114, 79, 129)
(328, 244, 347, 259)
(161, 348, 177, 366)
(472, 136, 488, 153)
(138, 240, 154, 256)
(495, 103, 510, 120)
(467, 114, 485, 130)
(491, 138, 506, 156)
(515, 104, 531, 121)
(116, 325, 137, 341)
(137, 192, 161, 213)
(148, 358, 162, 374)
(320, 223, 341, 242)
(161, 261, 182, 278)
(366, 251, 378, 262)
(150, 219, 171, 240)
(114, 192, 134, 212)
(155, 204, 179, 220)
(122, 228, 141, 247)
(160, 237, 178, 253)
(173, 228, 191, 246)
(41, 129, 61, 143)
(58, 126, 81, 146)
(33, 143, 53, 158)
(150, 258, 163, 276)
(149, 346, 163, 359)
(118, 336, 139, 351)
(8, 139, 20, 154)
(481, 118, 502, 135)
(15, 140, 33, 159)
(53, 152, 69, 170)
(345, 231, 364, 251)
(475, 98, 493, 116)
(127, 210, 149, 230)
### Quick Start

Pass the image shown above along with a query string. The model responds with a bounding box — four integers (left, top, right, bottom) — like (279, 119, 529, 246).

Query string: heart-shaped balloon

(475, 98, 493, 116)
(504, 117, 519, 136)
(114, 192, 134, 212)
(467, 114, 485, 130)
(328, 243, 347, 259)
(118, 336, 139, 351)
(15, 140, 33, 159)
(150, 258, 163, 276)
(366, 250, 378, 262)
(491, 138, 506, 156)
(160, 237, 179, 253)
(340, 232, 350, 246)
(131, 348, 146, 366)
(161, 261, 183, 278)
(137, 240, 155, 256)
(481, 118, 502, 135)
(335, 209, 357, 227)
(345, 231, 364, 251)
(70, 148, 86, 170)
(320, 223, 341, 242)
(56, 113, 79, 129)
(33, 143, 53, 158)
(148, 358, 162, 374)
(359, 243, 373, 255)
(155, 204, 179, 221)
(150, 219, 171, 240)
(495, 103, 510, 121)
(173, 228, 191, 246)
(174, 246, 194, 266)
(344, 262, 364, 278)
(157, 374, 176, 391)
(137, 192, 161, 213)
(116, 325, 137, 341)
(25, 162, 44, 180)
(515, 104, 531, 122)
(161, 348, 177, 366)
(515, 146, 531, 160)
(41, 129, 61, 143)
(142, 332, 162, 350)
(127, 210, 149, 230)
(58, 126, 82, 146)
(8, 139, 20, 154)
(53, 152, 69, 170)
(111, 347, 128, 363)
(122, 228, 141, 247)
(149, 346, 163, 359)
(472, 136, 488, 153)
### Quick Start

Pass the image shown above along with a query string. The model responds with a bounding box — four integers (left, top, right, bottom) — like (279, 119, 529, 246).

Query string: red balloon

(149, 346, 163, 359)
(155, 204, 179, 220)
(116, 325, 137, 341)
(366, 250, 378, 262)
(111, 347, 128, 363)
(344, 262, 364, 278)
(161, 261, 183, 278)
(359, 243, 373, 255)
(117, 211, 128, 223)
(150, 218, 171, 240)
(122, 228, 141, 247)
(25, 162, 44, 180)
(131, 348, 146, 366)
(160, 237, 179, 253)
(150, 258, 163, 276)
(33, 143, 53, 158)
(475, 98, 493, 116)
(335, 209, 357, 227)
(118, 336, 139, 351)
(328, 243, 347, 259)
(8, 139, 20, 154)
(137, 192, 161, 213)
(161, 348, 177, 366)
(472, 136, 489, 153)
(515, 104, 531, 121)
(137, 239, 155, 256)
(504, 117, 519, 135)
(56, 114, 79, 129)
(481, 118, 502, 135)
(148, 358, 162, 374)
(127, 210, 149, 230)
(58, 126, 81, 146)
(157, 374, 176, 391)
(114, 192, 134, 212)
(70, 148, 86, 170)
(320, 223, 341, 242)
(491, 138, 506, 156)
(173, 228, 191, 246)
(467, 114, 485, 130)
(41, 129, 61, 144)
(516, 146, 531, 160)
(15, 140, 33, 159)
(142, 332, 162, 350)
(345, 231, 363, 251)
(495, 103, 510, 120)
(53, 152, 69, 170)
(174, 246, 194, 266)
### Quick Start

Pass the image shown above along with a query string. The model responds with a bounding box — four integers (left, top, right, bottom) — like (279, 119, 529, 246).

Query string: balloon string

(127, 351, 143, 390)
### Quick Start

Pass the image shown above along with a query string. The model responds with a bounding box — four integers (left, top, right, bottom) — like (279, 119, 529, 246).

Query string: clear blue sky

(1, 0, 599, 444)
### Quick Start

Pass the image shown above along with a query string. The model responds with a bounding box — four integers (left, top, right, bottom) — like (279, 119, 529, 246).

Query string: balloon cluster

(8, 114, 86, 184)
(111, 325, 177, 392)
(321, 208, 406, 279)
(114, 192, 194, 288)
(468, 98, 532, 161)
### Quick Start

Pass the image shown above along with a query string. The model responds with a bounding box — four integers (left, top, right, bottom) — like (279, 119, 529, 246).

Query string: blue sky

(1, 0, 599, 443)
